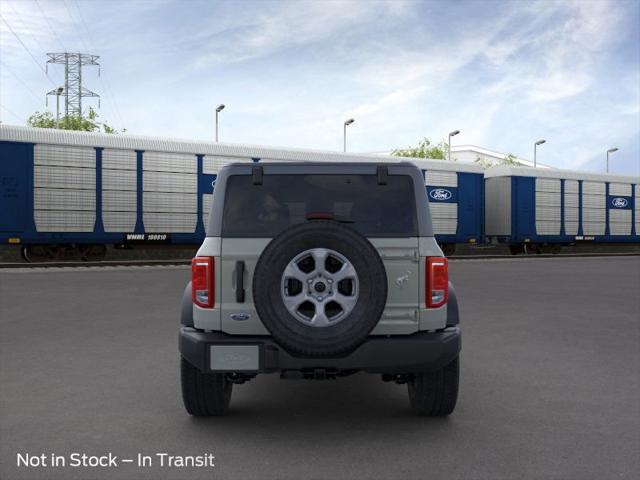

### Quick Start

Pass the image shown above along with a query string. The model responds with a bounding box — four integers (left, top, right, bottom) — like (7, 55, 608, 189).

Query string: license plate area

(209, 345, 260, 371)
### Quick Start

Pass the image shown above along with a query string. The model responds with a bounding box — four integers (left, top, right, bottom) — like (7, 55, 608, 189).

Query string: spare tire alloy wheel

(282, 248, 359, 327)
(253, 221, 387, 358)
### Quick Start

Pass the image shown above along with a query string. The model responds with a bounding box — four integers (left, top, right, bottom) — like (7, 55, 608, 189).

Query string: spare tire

(252, 220, 387, 357)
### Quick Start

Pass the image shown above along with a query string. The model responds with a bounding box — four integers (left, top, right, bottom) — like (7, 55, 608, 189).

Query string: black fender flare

(181, 281, 193, 327)
(446, 281, 460, 326)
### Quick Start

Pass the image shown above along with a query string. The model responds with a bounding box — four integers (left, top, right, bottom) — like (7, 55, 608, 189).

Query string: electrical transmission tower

(46, 53, 100, 117)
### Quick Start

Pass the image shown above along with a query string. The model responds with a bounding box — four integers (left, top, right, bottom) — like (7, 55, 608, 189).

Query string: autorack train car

(484, 165, 639, 254)
(0, 125, 484, 261)
(413, 158, 484, 255)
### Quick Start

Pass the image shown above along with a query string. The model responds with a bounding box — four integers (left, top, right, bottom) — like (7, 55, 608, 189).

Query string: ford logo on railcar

(611, 197, 628, 208)
(429, 188, 452, 201)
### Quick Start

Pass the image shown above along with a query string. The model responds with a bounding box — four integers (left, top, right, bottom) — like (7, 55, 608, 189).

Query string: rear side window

(222, 174, 418, 237)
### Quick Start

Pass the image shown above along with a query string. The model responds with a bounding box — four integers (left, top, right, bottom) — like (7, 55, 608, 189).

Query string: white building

(450, 145, 551, 169)
(368, 144, 552, 169)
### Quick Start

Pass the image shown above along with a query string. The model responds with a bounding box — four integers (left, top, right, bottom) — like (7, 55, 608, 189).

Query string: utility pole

(55, 87, 64, 127)
(448, 130, 460, 162)
(46, 53, 100, 118)
(606, 148, 618, 173)
(215, 104, 225, 142)
(534, 139, 546, 168)
(343, 118, 354, 152)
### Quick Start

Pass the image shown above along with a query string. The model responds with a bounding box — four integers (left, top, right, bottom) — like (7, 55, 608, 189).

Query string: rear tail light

(192, 257, 214, 308)
(426, 257, 448, 308)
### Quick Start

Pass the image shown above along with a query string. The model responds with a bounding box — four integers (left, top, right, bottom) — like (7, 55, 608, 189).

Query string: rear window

(221, 174, 418, 237)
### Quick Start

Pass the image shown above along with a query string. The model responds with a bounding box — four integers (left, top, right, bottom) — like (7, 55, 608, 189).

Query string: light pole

(448, 130, 460, 162)
(55, 87, 64, 128)
(215, 104, 225, 142)
(534, 139, 546, 168)
(606, 148, 618, 173)
(343, 118, 354, 152)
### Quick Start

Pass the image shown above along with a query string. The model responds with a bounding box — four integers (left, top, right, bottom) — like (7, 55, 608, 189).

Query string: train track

(0, 252, 638, 268)
(0, 259, 192, 269)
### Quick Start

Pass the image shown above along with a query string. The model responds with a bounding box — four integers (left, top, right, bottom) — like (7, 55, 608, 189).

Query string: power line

(71, 0, 126, 128)
(33, 0, 68, 52)
(0, 103, 24, 123)
(0, 59, 45, 104)
(0, 13, 56, 86)
(4, 0, 43, 49)
(62, 0, 90, 52)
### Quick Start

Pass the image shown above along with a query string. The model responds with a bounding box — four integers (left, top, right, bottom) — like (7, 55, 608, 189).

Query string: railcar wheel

(539, 244, 554, 254)
(508, 244, 524, 255)
(21, 245, 53, 263)
(79, 244, 107, 262)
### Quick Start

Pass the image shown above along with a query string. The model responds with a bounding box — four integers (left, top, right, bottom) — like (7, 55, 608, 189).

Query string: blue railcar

(412, 159, 485, 255)
(484, 165, 639, 253)
(0, 125, 485, 260)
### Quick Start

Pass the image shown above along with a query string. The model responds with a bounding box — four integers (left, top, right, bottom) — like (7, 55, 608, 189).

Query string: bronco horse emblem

(395, 270, 412, 287)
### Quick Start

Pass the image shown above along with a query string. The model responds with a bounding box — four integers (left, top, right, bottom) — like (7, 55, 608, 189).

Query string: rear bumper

(179, 326, 461, 375)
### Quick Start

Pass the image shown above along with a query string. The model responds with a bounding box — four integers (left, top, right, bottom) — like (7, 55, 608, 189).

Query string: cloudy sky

(1, 0, 638, 174)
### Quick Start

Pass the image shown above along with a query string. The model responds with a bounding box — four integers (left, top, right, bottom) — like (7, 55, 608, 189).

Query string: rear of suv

(179, 162, 461, 416)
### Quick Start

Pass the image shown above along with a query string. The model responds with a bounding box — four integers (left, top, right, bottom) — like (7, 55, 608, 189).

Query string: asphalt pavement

(1, 257, 639, 480)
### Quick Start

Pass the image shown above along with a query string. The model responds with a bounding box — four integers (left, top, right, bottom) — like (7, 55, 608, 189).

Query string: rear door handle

(235, 261, 245, 303)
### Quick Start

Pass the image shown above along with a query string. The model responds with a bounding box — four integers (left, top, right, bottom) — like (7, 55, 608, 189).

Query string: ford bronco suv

(179, 162, 461, 416)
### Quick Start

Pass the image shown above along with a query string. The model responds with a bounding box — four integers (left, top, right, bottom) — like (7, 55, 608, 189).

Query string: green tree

(502, 153, 521, 166)
(474, 153, 523, 169)
(27, 107, 125, 133)
(392, 138, 450, 160)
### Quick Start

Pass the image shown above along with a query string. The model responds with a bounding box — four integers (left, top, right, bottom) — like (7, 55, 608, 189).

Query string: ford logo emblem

(429, 188, 452, 201)
(611, 197, 628, 208)
(230, 313, 250, 321)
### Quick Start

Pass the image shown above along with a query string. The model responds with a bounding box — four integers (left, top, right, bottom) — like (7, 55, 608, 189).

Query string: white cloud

(190, 0, 406, 69)
(1, 0, 637, 174)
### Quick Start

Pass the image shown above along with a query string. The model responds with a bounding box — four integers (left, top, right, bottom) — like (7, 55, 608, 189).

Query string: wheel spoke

(310, 248, 329, 273)
(283, 262, 308, 283)
(310, 307, 331, 327)
(281, 247, 359, 328)
(282, 291, 308, 311)
(333, 292, 358, 312)
(332, 262, 357, 282)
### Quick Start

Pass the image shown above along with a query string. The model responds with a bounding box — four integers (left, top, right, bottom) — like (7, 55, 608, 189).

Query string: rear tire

(408, 356, 459, 416)
(181, 357, 232, 416)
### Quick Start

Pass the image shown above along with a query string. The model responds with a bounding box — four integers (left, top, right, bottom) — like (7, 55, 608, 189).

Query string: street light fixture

(606, 147, 618, 173)
(534, 139, 546, 168)
(343, 118, 355, 152)
(215, 104, 225, 142)
(448, 130, 460, 162)
(55, 87, 64, 128)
